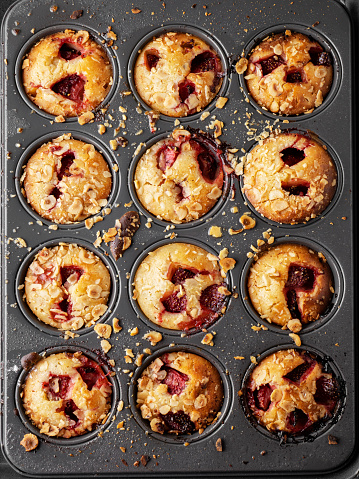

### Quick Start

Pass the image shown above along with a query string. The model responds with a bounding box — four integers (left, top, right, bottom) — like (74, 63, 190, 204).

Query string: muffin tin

(0, 0, 356, 477)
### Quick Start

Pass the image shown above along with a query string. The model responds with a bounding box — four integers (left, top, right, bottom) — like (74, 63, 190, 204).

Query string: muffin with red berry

(22, 29, 112, 117)
(22, 351, 112, 438)
(24, 243, 111, 330)
(245, 349, 340, 436)
(137, 351, 223, 435)
(245, 31, 333, 115)
(242, 132, 337, 224)
(247, 243, 333, 333)
(134, 32, 223, 117)
(23, 134, 112, 224)
(134, 129, 225, 223)
(133, 243, 229, 331)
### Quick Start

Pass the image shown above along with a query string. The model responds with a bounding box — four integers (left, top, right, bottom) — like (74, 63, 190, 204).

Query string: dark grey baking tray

(0, 0, 357, 477)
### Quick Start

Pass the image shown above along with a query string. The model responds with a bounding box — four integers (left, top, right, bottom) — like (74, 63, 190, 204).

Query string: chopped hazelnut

(240, 214, 256, 230)
(20, 433, 38, 451)
(94, 323, 112, 339)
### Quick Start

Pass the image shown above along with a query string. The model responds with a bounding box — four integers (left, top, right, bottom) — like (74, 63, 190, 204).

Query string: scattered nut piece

(130, 327, 139, 336)
(235, 57, 248, 74)
(201, 333, 214, 346)
(113, 317, 122, 333)
(54, 115, 65, 123)
(240, 214, 256, 229)
(141, 455, 150, 466)
(70, 9, 83, 19)
(289, 333, 301, 346)
(209, 226, 222, 238)
(328, 435, 338, 445)
(219, 257, 236, 273)
(229, 228, 243, 235)
(132, 7, 141, 13)
(94, 323, 112, 339)
(215, 97, 228, 109)
(20, 433, 38, 451)
(101, 339, 112, 353)
(143, 331, 162, 346)
(215, 438, 223, 451)
(250, 356, 258, 365)
(234, 356, 245, 360)
(287, 318, 302, 333)
(110, 211, 140, 260)
(98, 125, 106, 135)
(78, 111, 94, 125)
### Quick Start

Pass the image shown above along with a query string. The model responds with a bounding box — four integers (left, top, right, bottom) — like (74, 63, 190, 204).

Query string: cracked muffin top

(247, 243, 333, 333)
(133, 243, 230, 331)
(245, 349, 340, 436)
(22, 351, 112, 438)
(134, 129, 224, 223)
(25, 243, 111, 330)
(245, 31, 333, 115)
(134, 32, 223, 117)
(22, 29, 112, 117)
(23, 134, 112, 224)
(137, 351, 223, 435)
(242, 132, 337, 224)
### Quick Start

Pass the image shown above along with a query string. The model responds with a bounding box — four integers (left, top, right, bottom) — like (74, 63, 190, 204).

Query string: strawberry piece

(59, 43, 81, 60)
(254, 384, 273, 411)
(45, 374, 72, 400)
(162, 291, 187, 313)
(314, 376, 339, 411)
(162, 366, 189, 395)
(160, 410, 194, 433)
(280, 147, 305, 167)
(199, 284, 226, 312)
(171, 268, 197, 285)
(145, 50, 160, 70)
(157, 145, 180, 171)
(52, 74, 85, 102)
(286, 408, 312, 434)
(178, 80, 195, 102)
(60, 266, 83, 285)
(77, 366, 101, 391)
(281, 181, 310, 196)
(258, 55, 285, 75)
(191, 51, 217, 73)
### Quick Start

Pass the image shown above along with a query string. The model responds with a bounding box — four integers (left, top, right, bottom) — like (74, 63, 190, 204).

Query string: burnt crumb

(93, 348, 114, 371)
(70, 9, 83, 19)
(133, 461, 140, 467)
(116, 136, 129, 148)
(260, 450, 267, 456)
(13, 408, 19, 416)
(110, 211, 140, 260)
(215, 438, 223, 451)
(141, 455, 150, 466)
(122, 459, 128, 466)
(328, 435, 338, 445)
(192, 4, 197, 7)
(21, 352, 41, 370)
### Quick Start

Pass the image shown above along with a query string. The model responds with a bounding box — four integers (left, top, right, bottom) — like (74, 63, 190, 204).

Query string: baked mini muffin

(24, 243, 111, 330)
(245, 31, 333, 115)
(137, 351, 223, 434)
(245, 349, 340, 435)
(242, 133, 337, 224)
(247, 243, 333, 332)
(133, 243, 229, 331)
(22, 352, 112, 438)
(134, 32, 223, 117)
(134, 129, 224, 223)
(22, 29, 112, 117)
(23, 134, 112, 224)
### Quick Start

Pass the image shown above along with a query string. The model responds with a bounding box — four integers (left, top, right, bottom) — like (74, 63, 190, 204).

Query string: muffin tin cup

(15, 238, 121, 337)
(237, 23, 342, 121)
(128, 344, 233, 445)
(128, 237, 233, 337)
(127, 23, 230, 123)
(127, 129, 233, 229)
(14, 130, 120, 230)
(14, 24, 120, 121)
(15, 344, 121, 446)
(239, 128, 344, 229)
(240, 235, 345, 335)
(240, 343, 346, 444)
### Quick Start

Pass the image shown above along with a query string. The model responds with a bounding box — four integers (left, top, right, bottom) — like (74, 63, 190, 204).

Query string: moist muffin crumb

(245, 31, 333, 115)
(23, 134, 112, 224)
(247, 243, 333, 332)
(133, 243, 229, 331)
(246, 349, 340, 435)
(134, 129, 225, 223)
(22, 29, 112, 117)
(242, 132, 337, 224)
(137, 351, 223, 434)
(134, 32, 223, 117)
(22, 352, 112, 438)
(25, 243, 111, 330)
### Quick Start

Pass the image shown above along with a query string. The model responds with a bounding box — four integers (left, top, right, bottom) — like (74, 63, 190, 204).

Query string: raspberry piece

(280, 147, 305, 167)
(52, 74, 85, 102)
(162, 366, 189, 395)
(285, 289, 301, 320)
(160, 410, 194, 433)
(258, 55, 285, 76)
(284, 360, 314, 384)
(77, 366, 101, 391)
(254, 384, 273, 411)
(60, 266, 84, 285)
(171, 268, 197, 285)
(286, 264, 316, 290)
(286, 408, 312, 434)
(162, 291, 187, 313)
(59, 43, 81, 60)
(199, 284, 226, 312)
(309, 48, 332, 67)
(157, 145, 180, 171)
(178, 80, 195, 102)
(314, 376, 339, 410)
(191, 51, 217, 73)
(286, 69, 303, 83)
(57, 152, 75, 180)
(281, 181, 310, 196)
(45, 374, 71, 400)
(145, 50, 160, 70)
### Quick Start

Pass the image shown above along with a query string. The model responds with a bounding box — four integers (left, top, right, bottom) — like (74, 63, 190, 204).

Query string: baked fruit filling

(284, 263, 317, 321)
(245, 349, 340, 436)
(59, 42, 82, 60)
(309, 47, 332, 67)
(280, 147, 306, 166)
(281, 180, 310, 197)
(285, 69, 304, 83)
(137, 352, 223, 435)
(178, 80, 196, 103)
(257, 54, 285, 76)
(52, 74, 85, 102)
